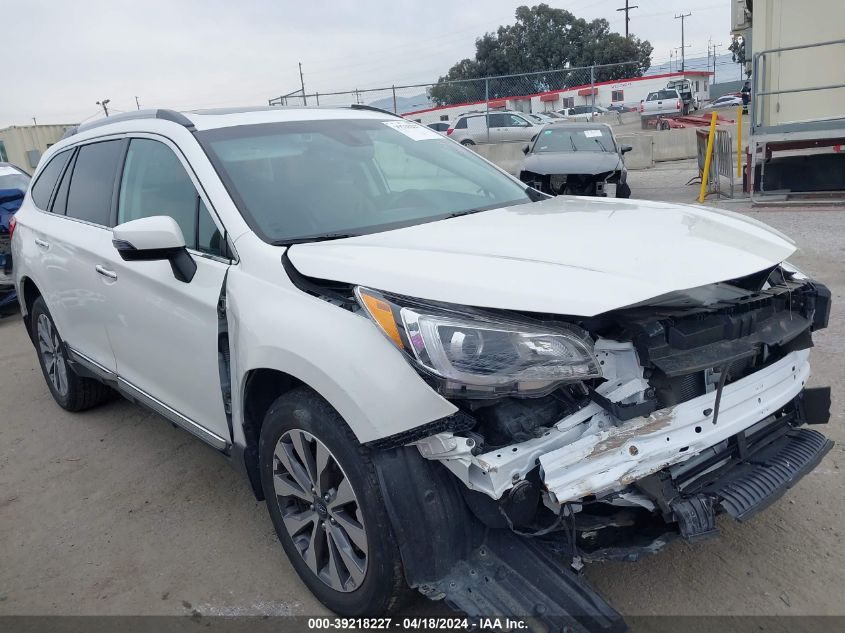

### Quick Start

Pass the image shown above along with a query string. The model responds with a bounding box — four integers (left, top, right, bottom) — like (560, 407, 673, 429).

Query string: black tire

(259, 387, 413, 616)
(460, 139, 475, 146)
(30, 296, 112, 412)
(617, 182, 632, 199)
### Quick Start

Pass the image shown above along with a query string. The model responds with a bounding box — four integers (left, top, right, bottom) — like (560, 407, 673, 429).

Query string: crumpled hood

(521, 151, 623, 176)
(287, 196, 796, 317)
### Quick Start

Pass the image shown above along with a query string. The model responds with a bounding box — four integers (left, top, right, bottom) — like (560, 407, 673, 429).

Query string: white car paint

(113, 215, 188, 250)
(10, 105, 817, 514)
(289, 195, 795, 317)
(12, 108, 458, 447)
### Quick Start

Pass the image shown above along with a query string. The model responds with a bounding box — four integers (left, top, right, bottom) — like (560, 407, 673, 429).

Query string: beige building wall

(0, 125, 72, 174)
(753, 0, 845, 128)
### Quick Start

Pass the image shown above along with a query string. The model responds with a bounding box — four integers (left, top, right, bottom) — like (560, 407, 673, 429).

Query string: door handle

(34, 238, 50, 249)
(95, 265, 117, 280)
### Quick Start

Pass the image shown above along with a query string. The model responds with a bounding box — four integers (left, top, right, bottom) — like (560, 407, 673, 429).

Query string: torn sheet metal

(540, 350, 810, 504)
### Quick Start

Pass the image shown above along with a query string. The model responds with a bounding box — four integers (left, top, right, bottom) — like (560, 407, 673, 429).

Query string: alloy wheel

(272, 429, 368, 592)
(37, 314, 68, 397)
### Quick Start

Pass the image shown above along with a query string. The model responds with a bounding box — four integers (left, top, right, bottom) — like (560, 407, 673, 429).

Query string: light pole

(96, 99, 111, 117)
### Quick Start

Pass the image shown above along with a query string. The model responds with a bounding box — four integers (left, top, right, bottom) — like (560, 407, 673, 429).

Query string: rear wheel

(259, 387, 412, 615)
(30, 297, 111, 412)
(460, 139, 476, 146)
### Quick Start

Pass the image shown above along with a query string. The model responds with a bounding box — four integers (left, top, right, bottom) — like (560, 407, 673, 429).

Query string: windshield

(0, 166, 30, 191)
(198, 118, 533, 244)
(531, 127, 615, 153)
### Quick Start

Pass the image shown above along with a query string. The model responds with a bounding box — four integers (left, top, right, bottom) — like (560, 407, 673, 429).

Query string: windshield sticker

(543, 130, 553, 135)
(382, 121, 442, 141)
(583, 130, 603, 138)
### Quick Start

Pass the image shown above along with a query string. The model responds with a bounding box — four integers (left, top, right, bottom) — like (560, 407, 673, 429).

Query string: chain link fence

(268, 61, 645, 116)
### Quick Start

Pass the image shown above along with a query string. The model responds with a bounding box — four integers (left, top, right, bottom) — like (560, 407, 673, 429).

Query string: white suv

(12, 106, 832, 626)
(447, 110, 540, 145)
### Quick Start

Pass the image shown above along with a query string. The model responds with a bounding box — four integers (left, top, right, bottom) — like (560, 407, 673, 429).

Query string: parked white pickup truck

(639, 88, 683, 128)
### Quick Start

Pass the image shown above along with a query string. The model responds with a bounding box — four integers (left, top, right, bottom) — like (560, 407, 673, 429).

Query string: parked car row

(428, 103, 634, 139)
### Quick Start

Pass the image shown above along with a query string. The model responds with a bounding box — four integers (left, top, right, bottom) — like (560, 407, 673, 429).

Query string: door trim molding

(67, 347, 230, 451)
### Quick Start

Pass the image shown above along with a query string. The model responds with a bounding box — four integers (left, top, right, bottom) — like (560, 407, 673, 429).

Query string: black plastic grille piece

(718, 428, 832, 521)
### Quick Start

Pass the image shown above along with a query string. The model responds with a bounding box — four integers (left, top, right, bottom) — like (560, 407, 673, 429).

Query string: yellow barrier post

(736, 106, 743, 179)
(698, 111, 719, 203)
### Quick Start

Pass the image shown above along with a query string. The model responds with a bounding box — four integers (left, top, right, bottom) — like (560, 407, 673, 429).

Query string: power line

(616, 1, 638, 38)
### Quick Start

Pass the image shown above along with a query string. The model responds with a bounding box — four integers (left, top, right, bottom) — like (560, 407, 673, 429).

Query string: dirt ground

(0, 202, 843, 624)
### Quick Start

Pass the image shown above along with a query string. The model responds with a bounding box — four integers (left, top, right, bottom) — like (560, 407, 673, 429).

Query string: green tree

(429, 4, 653, 106)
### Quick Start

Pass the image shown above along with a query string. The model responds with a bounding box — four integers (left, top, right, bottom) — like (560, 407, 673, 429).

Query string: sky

(1, 0, 732, 127)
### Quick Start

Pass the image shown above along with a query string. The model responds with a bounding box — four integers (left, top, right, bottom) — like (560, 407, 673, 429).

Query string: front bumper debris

(669, 426, 832, 540)
(540, 349, 811, 504)
(417, 350, 812, 504)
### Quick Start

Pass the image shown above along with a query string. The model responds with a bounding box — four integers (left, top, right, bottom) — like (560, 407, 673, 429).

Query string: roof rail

(349, 104, 402, 118)
(62, 109, 195, 139)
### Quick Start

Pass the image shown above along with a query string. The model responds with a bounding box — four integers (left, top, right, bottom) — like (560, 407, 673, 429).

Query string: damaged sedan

(13, 106, 832, 632)
(519, 123, 632, 198)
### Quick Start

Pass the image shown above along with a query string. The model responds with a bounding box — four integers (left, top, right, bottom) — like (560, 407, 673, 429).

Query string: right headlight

(355, 286, 601, 398)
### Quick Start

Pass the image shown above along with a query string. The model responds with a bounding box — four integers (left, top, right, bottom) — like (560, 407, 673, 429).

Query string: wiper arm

(445, 207, 493, 219)
(273, 232, 359, 246)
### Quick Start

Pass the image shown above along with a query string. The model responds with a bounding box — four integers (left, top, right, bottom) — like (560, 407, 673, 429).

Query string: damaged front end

(363, 265, 833, 629)
(521, 169, 626, 198)
(290, 253, 833, 631)
(404, 265, 832, 557)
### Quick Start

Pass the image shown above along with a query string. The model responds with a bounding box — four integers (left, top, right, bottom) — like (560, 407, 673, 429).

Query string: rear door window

(50, 150, 77, 215)
(66, 140, 124, 226)
(30, 150, 72, 210)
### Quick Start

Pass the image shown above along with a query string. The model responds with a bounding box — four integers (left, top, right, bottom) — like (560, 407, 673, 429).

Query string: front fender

(226, 262, 457, 445)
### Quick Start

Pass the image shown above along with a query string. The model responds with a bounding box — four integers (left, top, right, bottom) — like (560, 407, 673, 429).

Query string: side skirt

(66, 347, 230, 452)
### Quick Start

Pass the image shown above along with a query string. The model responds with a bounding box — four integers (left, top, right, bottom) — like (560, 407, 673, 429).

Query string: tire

(30, 296, 112, 412)
(617, 182, 632, 199)
(460, 139, 475, 146)
(259, 387, 413, 616)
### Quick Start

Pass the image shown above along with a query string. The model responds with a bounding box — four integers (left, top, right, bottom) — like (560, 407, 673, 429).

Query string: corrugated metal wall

(0, 125, 72, 174)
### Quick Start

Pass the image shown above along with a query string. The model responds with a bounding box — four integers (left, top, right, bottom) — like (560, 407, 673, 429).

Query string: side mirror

(523, 145, 530, 155)
(112, 215, 197, 283)
(620, 144, 633, 154)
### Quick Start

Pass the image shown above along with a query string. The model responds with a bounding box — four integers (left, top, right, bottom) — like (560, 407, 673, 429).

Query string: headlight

(355, 287, 601, 398)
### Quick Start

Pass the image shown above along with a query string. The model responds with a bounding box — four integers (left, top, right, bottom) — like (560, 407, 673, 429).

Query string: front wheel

(460, 139, 476, 146)
(259, 387, 412, 616)
(617, 182, 632, 198)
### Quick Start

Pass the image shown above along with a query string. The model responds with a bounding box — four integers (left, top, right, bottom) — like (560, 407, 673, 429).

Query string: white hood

(287, 196, 796, 317)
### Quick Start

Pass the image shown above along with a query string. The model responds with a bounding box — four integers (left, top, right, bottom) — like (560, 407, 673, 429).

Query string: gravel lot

(1, 192, 843, 624)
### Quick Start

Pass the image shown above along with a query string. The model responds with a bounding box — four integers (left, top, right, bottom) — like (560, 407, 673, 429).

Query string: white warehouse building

(404, 71, 713, 126)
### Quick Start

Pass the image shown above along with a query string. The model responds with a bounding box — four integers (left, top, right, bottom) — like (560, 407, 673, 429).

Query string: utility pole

(616, 0, 638, 38)
(135, 96, 140, 110)
(299, 62, 307, 105)
(96, 99, 110, 117)
(710, 42, 722, 83)
(32, 117, 37, 125)
(674, 13, 692, 72)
